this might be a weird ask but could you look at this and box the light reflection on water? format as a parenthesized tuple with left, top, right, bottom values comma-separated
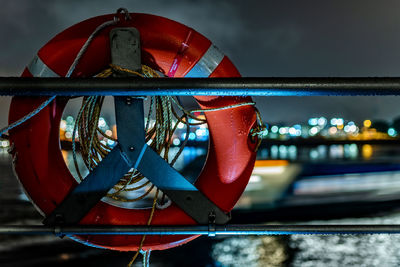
(289, 214, 400, 267)
(5, 146, 400, 267)
(258, 144, 379, 161)
(212, 236, 289, 267)
(211, 213, 400, 267)
(58, 146, 400, 266)
(3, 149, 400, 266)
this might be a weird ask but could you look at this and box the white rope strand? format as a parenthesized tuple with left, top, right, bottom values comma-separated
(66, 19, 118, 78)
(0, 96, 56, 138)
(2, 18, 119, 139)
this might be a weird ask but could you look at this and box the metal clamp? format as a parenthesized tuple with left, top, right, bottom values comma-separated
(208, 224, 216, 237)
(114, 8, 131, 22)
(208, 211, 216, 237)
(54, 225, 65, 238)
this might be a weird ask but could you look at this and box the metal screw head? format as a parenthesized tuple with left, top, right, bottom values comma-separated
(208, 211, 216, 224)
(129, 146, 135, 151)
(126, 97, 132, 105)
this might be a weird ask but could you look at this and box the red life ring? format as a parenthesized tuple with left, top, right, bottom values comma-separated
(9, 13, 257, 251)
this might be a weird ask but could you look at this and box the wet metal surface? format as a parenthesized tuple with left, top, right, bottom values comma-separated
(5, 77, 400, 96)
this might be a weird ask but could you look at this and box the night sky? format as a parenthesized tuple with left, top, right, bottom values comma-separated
(2, 0, 400, 125)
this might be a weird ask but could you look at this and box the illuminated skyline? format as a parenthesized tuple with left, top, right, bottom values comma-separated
(1, 1, 400, 126)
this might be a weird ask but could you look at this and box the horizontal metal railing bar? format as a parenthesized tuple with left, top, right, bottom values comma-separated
(1, 225, 400, 236)
(2, 77, 400, 96)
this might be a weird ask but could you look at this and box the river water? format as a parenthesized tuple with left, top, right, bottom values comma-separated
(1, 148, 400, 267)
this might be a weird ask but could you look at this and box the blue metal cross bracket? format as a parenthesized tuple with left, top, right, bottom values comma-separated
(43, 27, 230, 226)
(44, 98, 229, 225)
(114, 97, 230, 224)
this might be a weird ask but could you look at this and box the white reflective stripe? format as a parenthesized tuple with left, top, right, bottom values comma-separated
(184, 44, 224, 78)
(27, 55, 60, 77)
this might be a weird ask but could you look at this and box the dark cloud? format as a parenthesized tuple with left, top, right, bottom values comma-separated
(1, 0, 400, 126)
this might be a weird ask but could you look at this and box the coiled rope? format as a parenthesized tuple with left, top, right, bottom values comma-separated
(72, 63, 264, 266)
(0, 96, 56, 139)
(72, 64, 208, 266)
(2, 7, 265, 266)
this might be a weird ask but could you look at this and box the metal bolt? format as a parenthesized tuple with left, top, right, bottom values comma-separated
(129, 146, 135, 151)
(208, 211, 216, 224)
(126, 97, 132, 105)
